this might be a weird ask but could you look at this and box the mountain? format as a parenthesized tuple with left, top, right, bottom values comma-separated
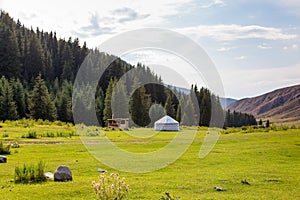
(227, 84, 300, 122)
(219, 97, 237, 109)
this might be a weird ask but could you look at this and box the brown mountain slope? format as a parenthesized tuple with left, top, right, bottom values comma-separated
(227, 84, 300, 122)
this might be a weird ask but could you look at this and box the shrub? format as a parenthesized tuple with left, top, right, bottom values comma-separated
(2, 133, 9, 138)
(22, 130, 38, 139)
(14, 161, 47, 184)
(92, 173, 130, 200)
(0, 141, 10, 154)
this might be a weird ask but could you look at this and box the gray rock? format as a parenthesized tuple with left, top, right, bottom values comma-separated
(54, 166, 72, 182)
(0, 155, 7, 163)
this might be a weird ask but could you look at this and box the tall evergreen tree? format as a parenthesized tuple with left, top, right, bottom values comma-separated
(181, 94, 197, 126)
(103, 78, 117, 123)
(111, 79, 128, 118)
(164, 94, 176, 119)
(149, 103, 166, 127)
(11, 78, 27, 118)
(0, 76, 18, 120)
(0, 22, 22, 78)
(56, 80, 72, 122)
(95, 87, 104, 126)
(129, 78, 151, 127)
(29, 74, 56, 120)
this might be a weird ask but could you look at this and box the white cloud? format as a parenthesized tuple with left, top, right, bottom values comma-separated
(2, 0, 195, 45)
(283, 44, 298, 51)
(177, 24, 298, 41)
(217, 47, 234, 52)
(235, 56, 246, 60)
(257, 43, 272, 49)
(121, 50, 207, 88)
(200, 0, 226, 8)
(221, 63, 300, 98)
(292, 44, 298, 49)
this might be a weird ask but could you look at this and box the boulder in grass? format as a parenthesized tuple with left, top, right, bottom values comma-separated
(0, 155, 7, 163)
(54, 166, 72, 182)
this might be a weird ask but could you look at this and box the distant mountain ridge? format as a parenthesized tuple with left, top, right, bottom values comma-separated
(227, 84, 300, 122)
(173, 86, 237, 108)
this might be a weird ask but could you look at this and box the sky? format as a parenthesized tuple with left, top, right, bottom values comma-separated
(1, 0, 300, 99)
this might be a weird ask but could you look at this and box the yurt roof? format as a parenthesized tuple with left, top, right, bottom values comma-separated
(155, 115, 178, 124)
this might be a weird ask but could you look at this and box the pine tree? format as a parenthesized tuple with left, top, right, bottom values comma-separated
(149, 103, 166, 127)
(26, 34, 45, 79)
(176, 103, 181, 123)
(181, 94, 197, 126)
(11, 78, 27, 118)
(111, 79, 128, 118)
(129, 78, 151, 127)
(0, 76, 18, 120)
(95, 87, 104, 126)
(0, 23, 22, 78)
(29, 74, 56, 120)
(56, 80, 72, 122)
(164, 94, 175, 118)
(103, 78, 117, 123)
(266, 120, 270, 128)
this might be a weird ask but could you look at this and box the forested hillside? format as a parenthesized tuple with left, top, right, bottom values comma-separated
(0, 11, 256, 127)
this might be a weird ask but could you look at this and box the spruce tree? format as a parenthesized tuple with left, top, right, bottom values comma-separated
(149, 103, 166, 127)
(164, 94, 175, 118)
(103, 78, 117, 123)
(129, 78, 151, 127)
(111, 79, 129, 118)
(0, 76, 18, 120)
(181, 94, 197, 126)
(56, 81, 72, 122)
(0, 23, 22, 78)
(95, 87, 104, 126)
(29, 74, 56, 120)
(11, 78, 27, 118)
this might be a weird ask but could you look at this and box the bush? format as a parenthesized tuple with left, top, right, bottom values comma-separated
(14, 161, 47, 184)
(2, 133, 9, 138)
(92, 173, 129, 200)
(22, 130, 38, 139)
(0, 141, 10, 154)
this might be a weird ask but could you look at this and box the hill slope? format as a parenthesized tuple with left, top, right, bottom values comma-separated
(227, 84, 300, 122)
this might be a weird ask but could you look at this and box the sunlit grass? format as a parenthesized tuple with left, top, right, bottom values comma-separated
(0, 120, 299, 199)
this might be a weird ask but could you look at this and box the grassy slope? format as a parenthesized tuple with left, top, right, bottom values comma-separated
(0, 122, 299, 199)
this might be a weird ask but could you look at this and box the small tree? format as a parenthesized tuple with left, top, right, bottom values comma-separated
(29, 74, 56, 121)
(0, 76, 18, 120)
(266, 120, 270, 128)
(258, 119, 263, 126)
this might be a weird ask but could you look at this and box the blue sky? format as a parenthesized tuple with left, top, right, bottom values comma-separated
(1, 0, 300, 99)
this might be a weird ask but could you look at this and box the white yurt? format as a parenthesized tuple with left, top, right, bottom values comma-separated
(154, 115, 179, 131)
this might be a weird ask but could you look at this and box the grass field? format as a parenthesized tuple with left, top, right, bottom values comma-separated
(0, 120, 299, 199)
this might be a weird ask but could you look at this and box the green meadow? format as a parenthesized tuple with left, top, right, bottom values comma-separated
(0, 120, 299, 199)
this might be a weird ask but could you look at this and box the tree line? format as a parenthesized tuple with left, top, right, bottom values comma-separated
(0, 11, 256, 127)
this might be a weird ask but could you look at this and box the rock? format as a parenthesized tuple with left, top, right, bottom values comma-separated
(54, 166, 72, 182)
(214, 186, 226, 191)
(97, 168, 106, 173)
(44, 172, 54, 179)
(241, 179, 250, 185)
(0, 156, 7, 163)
